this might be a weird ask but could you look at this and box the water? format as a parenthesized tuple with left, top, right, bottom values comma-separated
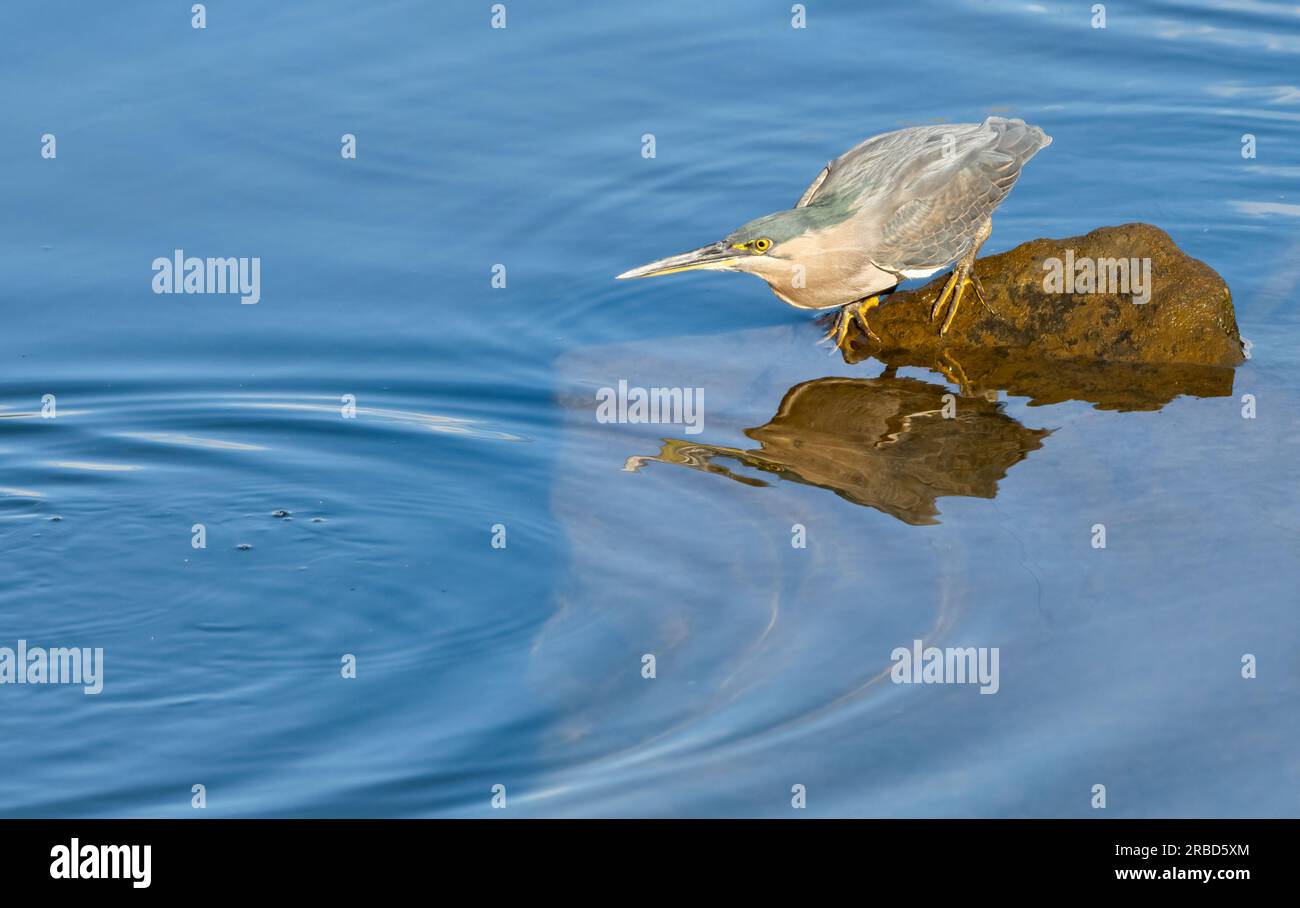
(1, 0, 1297, 817)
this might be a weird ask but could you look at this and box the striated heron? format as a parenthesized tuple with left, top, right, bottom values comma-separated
(617, 116, 1051, 349)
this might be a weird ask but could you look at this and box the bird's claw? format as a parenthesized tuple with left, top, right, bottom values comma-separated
(930, 274, 958, 324)
(969, 271, 996, 316)
(931, 265, 982, 336)
(821, 296, 882, 351)
(853, 300, 882, 344)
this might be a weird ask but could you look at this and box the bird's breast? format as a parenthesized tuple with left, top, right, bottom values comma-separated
(758, 256, 900, 310)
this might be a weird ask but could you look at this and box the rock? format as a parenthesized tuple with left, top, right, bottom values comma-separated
(845, 223, 1245, 369)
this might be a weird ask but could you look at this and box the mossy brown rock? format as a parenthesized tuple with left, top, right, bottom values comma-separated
(846, 223, 1245, 368)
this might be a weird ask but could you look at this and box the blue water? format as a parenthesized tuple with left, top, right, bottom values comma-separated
(1, 0, 1297, 817)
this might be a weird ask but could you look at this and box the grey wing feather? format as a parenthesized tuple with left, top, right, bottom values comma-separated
(802, 117, 1050, 275)
(795, 162, 831, 208)
(871, 117, 1050, 273)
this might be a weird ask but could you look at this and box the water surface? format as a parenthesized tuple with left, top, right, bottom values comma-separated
(1, 0, 1297, 817)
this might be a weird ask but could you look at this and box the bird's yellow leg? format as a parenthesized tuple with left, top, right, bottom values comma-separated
(933, 259, 989, 335)
(967, 269, 997, 317)
(941, 275, 972, 335)
(969, 271, 985, 307)
(930, 270, 960, 324)
(822, 307, 852, 348)
(851, 295, 882, 344)
(934, 219, 995, 334)
(822, 296, 882, 350)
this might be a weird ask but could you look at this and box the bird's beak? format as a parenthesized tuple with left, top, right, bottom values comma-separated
(616, 241, 742, 279)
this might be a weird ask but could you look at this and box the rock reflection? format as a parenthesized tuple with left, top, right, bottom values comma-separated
(627, 373, 1050, 526)
(876, 347, 1237, 412)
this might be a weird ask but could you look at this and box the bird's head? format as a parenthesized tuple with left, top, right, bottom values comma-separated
(615, 209, 815, 282)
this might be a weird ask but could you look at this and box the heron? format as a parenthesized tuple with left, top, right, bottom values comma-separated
(616, 116, 1051, 349)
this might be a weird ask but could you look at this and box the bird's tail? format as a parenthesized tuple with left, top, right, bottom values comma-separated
(983, 116, 1052, 158)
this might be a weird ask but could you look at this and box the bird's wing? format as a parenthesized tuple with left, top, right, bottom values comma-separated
(795, 162, 831, 208)
(866, 118, 1050, 273)
(795, 129, 901, 208)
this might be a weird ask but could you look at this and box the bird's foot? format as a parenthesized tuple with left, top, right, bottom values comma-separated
(820, 309, 853, 349)
(930, 263, 979, 336)
(822, 296, 882, 350)
(852, 296, 883, 344)
(968, 270, 998, 317)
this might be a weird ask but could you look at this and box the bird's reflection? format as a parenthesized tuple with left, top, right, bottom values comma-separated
(627, 347, 1237, 524)
(626, 372, 1050, 526)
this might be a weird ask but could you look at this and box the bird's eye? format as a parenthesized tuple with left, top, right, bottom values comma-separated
(753, 238, 772, 253)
